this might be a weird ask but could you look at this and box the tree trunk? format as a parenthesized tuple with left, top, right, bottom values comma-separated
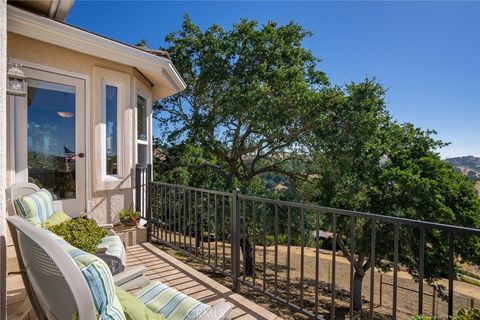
(195, 212, 202, 256)
(353, 271, 364, 311)
(240, 238, 255, 276)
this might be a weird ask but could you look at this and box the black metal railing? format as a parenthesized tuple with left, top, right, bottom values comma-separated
(136, 166, 480, 320)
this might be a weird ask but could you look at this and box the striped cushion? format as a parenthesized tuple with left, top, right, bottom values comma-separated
(43, 229, 126, 320)
(96, 235, 127, 275)
(81, 260, 126, 320)
(15, 189, 55, 226)
(136, 282, 211, 320)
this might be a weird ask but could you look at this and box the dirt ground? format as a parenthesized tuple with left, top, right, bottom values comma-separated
(153, 231, 480, 320)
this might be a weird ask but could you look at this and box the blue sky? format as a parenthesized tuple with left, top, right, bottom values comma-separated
(67, 1, 480, 158)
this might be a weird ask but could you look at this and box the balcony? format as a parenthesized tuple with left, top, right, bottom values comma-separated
(4, 165, 479, 319)
(136, 165, 480, 320)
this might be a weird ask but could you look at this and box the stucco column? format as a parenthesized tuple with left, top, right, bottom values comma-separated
(0, 0, 7, 237)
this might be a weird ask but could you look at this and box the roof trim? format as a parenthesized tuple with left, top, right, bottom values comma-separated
(7, 5, 186, 99)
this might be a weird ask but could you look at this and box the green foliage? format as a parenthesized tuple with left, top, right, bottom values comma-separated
(411, 315, 436, 320)
(48, 218, 107, 254)
(153, 16, 480, 308)
(450, 308, 480, 320)
(155, 15, 327, 190)
(411, 308, 480, 320)
(119, 208, 140, 225)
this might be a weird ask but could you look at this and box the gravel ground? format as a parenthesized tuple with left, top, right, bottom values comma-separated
(153, 233, 479, 320)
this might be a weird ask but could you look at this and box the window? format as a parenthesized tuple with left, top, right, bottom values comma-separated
(105, 85, 118, 176)
(137, 94, 149, 166)
(94, 67, 132, 191)
(137, 95, 147, 141)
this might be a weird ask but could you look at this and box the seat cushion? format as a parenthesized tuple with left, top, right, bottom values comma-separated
(115, 286, 165, 320)
(136, 281, 211, 320)
(41, 210, 71, 227)
(14, 189, 55, 226)
(96, 235, 127, 275)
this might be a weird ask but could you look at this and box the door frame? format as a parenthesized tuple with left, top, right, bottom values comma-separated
(8, 59, 92, 215)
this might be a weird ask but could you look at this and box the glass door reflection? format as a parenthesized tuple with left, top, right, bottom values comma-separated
(27, 79, 77, 200)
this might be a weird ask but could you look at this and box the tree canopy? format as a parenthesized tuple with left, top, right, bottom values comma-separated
(151, 16, 480, 311)
(155, 16, 328, 189)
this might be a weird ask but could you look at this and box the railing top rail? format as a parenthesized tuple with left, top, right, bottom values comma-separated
(149, 180, 480, 236)
(238, 194, 480, 235)
(150, 181, 232, 197)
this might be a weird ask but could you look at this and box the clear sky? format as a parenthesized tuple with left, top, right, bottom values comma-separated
(67, 1, 480, 159)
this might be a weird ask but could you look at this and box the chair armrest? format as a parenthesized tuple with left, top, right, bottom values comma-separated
(96, 247, 108, 254)
(117, 275, 150, 291)
(197, 301, 232, 320)
(113, 266, 147, 286)
(98, 223, 114, 230)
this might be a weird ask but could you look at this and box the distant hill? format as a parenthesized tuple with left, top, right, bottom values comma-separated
(444, 156, 480, 194)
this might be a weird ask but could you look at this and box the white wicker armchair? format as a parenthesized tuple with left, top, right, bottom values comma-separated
(5, 182, 148, 287)
(7, 216, 232, 320)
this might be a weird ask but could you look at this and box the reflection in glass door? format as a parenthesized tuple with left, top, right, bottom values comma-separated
(27, 80, 77, 200)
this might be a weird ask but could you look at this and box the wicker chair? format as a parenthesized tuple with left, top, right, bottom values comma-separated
(7, 216, 232, 320)
(5, 182, 148, 288)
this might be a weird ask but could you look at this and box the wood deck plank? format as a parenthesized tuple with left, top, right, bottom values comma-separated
(126, 243, 281, 320)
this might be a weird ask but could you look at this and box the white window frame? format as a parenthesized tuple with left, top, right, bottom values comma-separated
(8, 61, 89, 215)
(94, 67, 132, 191)
(134, 78, 153, 167)
(7, 58, 93, 214)
(102, 80, 122, 180)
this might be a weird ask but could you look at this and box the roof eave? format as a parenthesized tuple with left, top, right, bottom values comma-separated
(7, 5, 186, 99)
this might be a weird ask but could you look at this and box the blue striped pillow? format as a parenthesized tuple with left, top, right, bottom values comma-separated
(42, 229, 126, 320)
(14, 189, 55, 226)
(81, 259, 126, 320)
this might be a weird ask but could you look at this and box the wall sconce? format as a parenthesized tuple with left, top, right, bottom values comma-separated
(7, 63, 27, 97)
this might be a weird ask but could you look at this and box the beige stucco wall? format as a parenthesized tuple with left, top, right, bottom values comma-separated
(0, 0, 7, 237)
(7, 33, 151, 224)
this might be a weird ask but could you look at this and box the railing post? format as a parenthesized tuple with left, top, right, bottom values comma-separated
(379, 274, 383, 307)
(146, 164, 153, 242)
(231, 188, 241, 292)
(135, 164, 141, 214)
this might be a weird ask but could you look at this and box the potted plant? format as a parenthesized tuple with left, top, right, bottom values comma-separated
(118, 207, 140, 226)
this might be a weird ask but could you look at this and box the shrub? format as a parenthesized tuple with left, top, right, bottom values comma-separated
(411, 308, 480, 320)
(451, 308, 480, 320)
(411, 315, 436, 320)
(48, 218, 107, 254)
(256, 235, 275, 246)
(277, 234, 288, 245)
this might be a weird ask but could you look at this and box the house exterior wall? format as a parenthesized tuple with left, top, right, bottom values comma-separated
(6, 33, 152, 224)
(0, 0, 7, 237)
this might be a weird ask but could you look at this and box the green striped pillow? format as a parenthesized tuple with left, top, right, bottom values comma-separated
(14, 189, 55, 227)
(136, 282, 211, 320)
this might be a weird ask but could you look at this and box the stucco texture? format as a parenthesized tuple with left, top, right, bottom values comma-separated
(7, 33, 150, 224)
(0, 0, 7, 236)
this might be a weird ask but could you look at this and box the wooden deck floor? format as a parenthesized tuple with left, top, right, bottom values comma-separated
(126, 243, 282, 320)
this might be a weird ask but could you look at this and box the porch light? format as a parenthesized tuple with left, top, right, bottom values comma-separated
(7, 63, 27, 97)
